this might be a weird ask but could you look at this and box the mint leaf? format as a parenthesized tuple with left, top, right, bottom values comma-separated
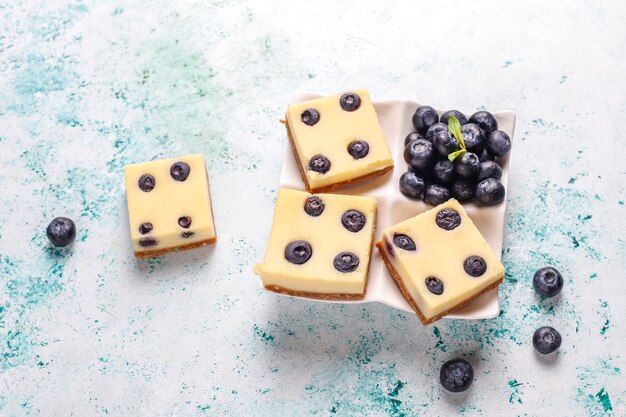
(448, 149, 465, 162)
(447, 115, 466, 151)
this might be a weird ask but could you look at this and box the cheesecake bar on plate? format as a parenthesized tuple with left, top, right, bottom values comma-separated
(284, 89, 394, 193)
(254, 188, 377, 300)
(376, 199, 504, 324)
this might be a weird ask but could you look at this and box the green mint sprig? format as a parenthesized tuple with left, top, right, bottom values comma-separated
(447, 115, 466, 162)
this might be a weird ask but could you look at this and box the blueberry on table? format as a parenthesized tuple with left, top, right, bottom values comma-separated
(399, 170, 427, 199)
(347, 140, 369, 159)
(475, 178, 506, 206)
(426, 122, 448, 141)
(425, 276, 444, 295)
(486, 130, 512, 157)
(478, 149, 495, 162)
(424, 184, 451, 206)
(340, 93, 361, 111)
(393, 233, 416, 251)
(285, 240, 312, 265)
(451, 178, 476, 202)
(460, 123, 486, 154)
(440, 358, 474, 392)
(454, 152, 480, 179)
(533, 326, 562, 354)
(404, 132, 426, 146)
(308, 155, 331, 174)
(404, 139, 435, 171)
(341, 210, 366, 233)
(333, 251, 360, 272)
(304, 196, 325, 216)
(477, 160, 503, 181)
(469, 111, 498, 136)
(170, 162, 190, 181)
(433, 159, 456, 184)
(433, 130, 460, 158)
(301, 108, 320, 126)
(412, 105, 439, 134)
(533, 267, 564, 298)
(440, 110, 468, 126)
(46, 217, 76, 247)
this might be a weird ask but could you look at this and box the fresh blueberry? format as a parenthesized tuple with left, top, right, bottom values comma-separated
(46, 217, 76, 247)
(424, 184, 451, 206)
(451, 178, 476, 202)
(170, 162, 191, 181)
(454, 152, 480, 179)
(341, 210, 366, 233)
(393, 233, 416, 251)
(486, 130, 512, 157)
(178, 216, 192, 228)
(285, 240, 312, 265)
(308, 155, 331, 174)
(404, 139, 436, 171)
(412, 105, 439, 134)
(404, 132, 426, 146)
(475, 178, 506, 206)
(533, 267, 564, 298)
(425, 276, 444, 295)
(440, 358, 474, 393)
(340, 93, 361, 111)
(138, 223, 153, 234)
(426, 123, 448, 141)
(138, 174, 156, 192)
(347, 140, 369, 159)
(477, 160, 502, 181)
(301, 108, 320, 126)
(464, 255, 487, 277)
(478, 149, 495, 162)
(432, 160, 456, 184)
(432, 130, 460, 158)
(440, 110, 468, 126)
(138, 238, 158, 247)
(469, 111, 498, 136)
(333, 252, 359, 272)
(460, 123, 485, 154)
(399, 170, 427, 199)
(435, 208, 461, 230)
(533, 326, 562, 354)
(304, 196, 325, 217)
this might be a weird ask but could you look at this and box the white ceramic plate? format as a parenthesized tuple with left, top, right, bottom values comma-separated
(274, 93, 515, 320)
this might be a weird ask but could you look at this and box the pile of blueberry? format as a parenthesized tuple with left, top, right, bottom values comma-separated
(400, 105, 511, 206)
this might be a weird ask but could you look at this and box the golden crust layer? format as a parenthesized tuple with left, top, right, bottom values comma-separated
(135, 237, 217, 259)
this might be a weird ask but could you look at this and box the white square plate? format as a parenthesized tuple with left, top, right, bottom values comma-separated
(273, 93, 515, 320)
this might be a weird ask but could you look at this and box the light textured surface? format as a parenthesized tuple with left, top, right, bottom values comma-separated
(0, 1, 624, 416)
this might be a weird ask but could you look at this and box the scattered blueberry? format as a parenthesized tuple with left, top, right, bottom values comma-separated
(477, 160, 502, 181)
(301, 108, 320, 126)
(304, 196, 325, 217)
(178, 216, 192, 228)
(469, 111, 498, 136)
(333, 252, 359, 272)
(533, 326, 562, 354)
(460, 123, 485, 154)
(533, 267, 564, 298)
(347, 140, 369, 159)
(475, 178, 506, 206)
(454, 152, 480, 179)
(138, 238, 158, 247)
(478, 149, 495, 162)
(435, 208, 461, 230)
(404, 139, 436, 171)
(486, 130, 512, 157)
(138, 174, 156, 192)
(440, 110, 468, 126)
(451, 178, 476, 202)
(464, 255, 487, 277)
(405, 131, 426, 146)
(426, 123, 448, 141)
(412, 105, 439, 134)
(138, 222, 153, 234)
(308, 155, 331, 174)
(285, 240, 312, 265)
(440, 358, 474, 392)
(341, 210, 366, 233)
(433, 159, 456, 184)
(399, 171, 427, 199)
(425, 276, 444, 295)
(393, 233, 416, 251)
(433, 130, 460, 157)
(424, 184, 451, 206)
(46, 217, 76, 247)
(340, 93, 361, 111)
(170, 162, 190, 182)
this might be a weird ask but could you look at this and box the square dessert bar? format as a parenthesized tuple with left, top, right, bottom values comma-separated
(124, 154, 216, 258)
(376, 199, 504, 325)
(285, 89, 394, 192)
(254, 188, 377, 300)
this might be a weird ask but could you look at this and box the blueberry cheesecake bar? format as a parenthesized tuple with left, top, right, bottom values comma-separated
(376, 199, 504, 324)
(284, 89, 394, 192)
(254, 188, 377, 300)
(124, 154, 217, 258)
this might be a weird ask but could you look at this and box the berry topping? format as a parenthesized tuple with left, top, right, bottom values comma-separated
(475, 178, 506, 206)
(454, 152, 480, 179)
(138, 238, 158, 247)
(138, 223, 153, 235)
(477, 160, 503, 181)
(399, 170, 427, 199)
(469, 111, 498, 136)
(533, 326, 562, 354)
(433, 160, 456, 184)
(181, 231, 195, 238)
(285, 240, 312, 265)
(347, 140, 370, 159)
(341, 210, 366, 233)
(393, 233, 416, 251)
(486, 130, 512, 157)
(138, 174, 156, 192)
(340, 93, 361, 111)
(440, 110, 467, 126)
(433, 130, 460, 157)
(170, 162, 190, 181)
(46, 217, 76, 247)
(464, 255, 487, 277)
(304, 196, 325, 217)
(440, 358, 474, 392)
(333, 252, 360, 272)
(533, 267, 564, 298)
(178, 216, 192, 228)
(425, 276, 444, 295)
(435, 208, 461, 230)
(412, 105, 439, 134)
(451, 178, 476, 202)
(308, 155, 331, 174)
(460, 123, 486, 155)
(424, 184, 451, 206)
(426, 123, 448, 141)
(404, 138, 436, 171)
(301, 108, 320, 126)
